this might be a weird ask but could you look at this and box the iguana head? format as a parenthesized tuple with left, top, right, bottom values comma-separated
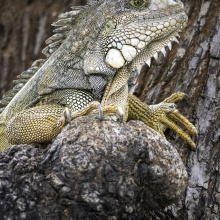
(102, 0, 188, 70)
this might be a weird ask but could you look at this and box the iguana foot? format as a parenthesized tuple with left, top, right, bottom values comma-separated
(128, 92, 197, 150)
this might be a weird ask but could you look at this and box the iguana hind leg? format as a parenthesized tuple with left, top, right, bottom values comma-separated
(5, 101, 100, 145)
(4, 89, 99, 146)
(6, 105, 69, 145)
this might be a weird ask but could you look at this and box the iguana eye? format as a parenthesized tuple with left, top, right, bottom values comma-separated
(130, 0, 147, 8)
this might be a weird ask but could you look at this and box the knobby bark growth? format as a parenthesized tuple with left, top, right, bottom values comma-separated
(0, 116, 188, 219)
(0, 0, 219, 219)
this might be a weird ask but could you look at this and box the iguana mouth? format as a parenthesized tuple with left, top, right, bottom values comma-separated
(105, 8, 188, 70)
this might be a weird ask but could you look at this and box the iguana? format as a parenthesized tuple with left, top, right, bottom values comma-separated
(0, 0, 197, 151)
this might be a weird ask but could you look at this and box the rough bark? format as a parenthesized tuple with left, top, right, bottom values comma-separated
(0, 115, 188, 219)
(0, 0, 219, 219)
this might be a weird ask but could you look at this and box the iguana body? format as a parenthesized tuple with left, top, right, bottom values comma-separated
(0, 0, 197, 151)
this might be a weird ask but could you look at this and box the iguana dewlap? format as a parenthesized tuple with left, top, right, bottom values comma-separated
(0, 0, 197, 151)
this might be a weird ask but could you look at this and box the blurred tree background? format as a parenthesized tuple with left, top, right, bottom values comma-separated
(0, 0, 219, 219)
(0, 0, 88, 98)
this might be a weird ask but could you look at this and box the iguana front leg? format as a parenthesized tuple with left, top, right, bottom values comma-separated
(98, 67, 197, 149)
(99, 67, 130, 121)
(128, 92, 197, 150)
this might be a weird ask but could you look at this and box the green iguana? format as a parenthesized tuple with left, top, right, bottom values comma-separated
(0, 0, 197, 151)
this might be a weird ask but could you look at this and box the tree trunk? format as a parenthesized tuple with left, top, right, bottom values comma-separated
(135, 0, 220, 219)
(0, 0, 219, 219)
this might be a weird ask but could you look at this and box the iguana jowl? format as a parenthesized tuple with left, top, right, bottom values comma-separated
(0, 0, 197, 151)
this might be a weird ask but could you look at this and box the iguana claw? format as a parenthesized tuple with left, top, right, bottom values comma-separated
(63, 107, 72, 124)
(92, 105, 125, 122)
(98, 104, 103, 120)
(183, 93, 191, 105)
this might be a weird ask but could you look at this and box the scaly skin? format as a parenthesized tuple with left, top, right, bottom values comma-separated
(0, 0, 197, 151)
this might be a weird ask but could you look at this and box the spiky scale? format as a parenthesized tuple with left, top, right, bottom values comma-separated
(154, 53, 158, 61)
(45, 33, 65, 45)
(52, 18, 73, 27)
(146, 58, 151, 67)
(173, 37, 179, 43)
(13, 83, 24, 89)
(13, 79, 28, 84)
(161, 47, 166, 56)
(48, 40, 62, 49)
(53, 26, 69, 33)
(31, 59, 46, 67)
(71, 6, 86, 10)
(42, 47, 51, 57)
(1, 98, 14, 106)
(68, 10, 81, 17)
(58, 10, 81, 19)
(167, 42, 172, 50)
(17, 67, 39, 79)
(17, 71, 34, 79)
(2, 93, 14, 99)
(28, 67, 38, 72)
